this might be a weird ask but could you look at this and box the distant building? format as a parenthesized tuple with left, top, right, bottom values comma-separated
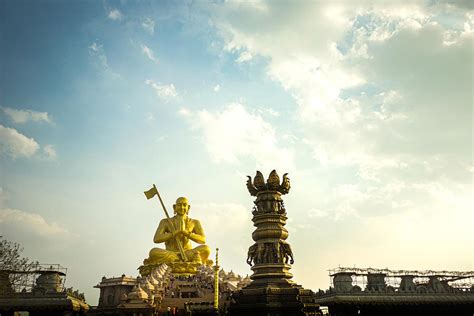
(314, 267, 474, 316)
(0, 264, 89, 316)
(89, 264, 253, 315)
(90, 274, 139, 315)
(95, 275, 137, 307)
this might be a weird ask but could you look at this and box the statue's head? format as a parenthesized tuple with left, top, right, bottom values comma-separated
(173, 197, 190, 216)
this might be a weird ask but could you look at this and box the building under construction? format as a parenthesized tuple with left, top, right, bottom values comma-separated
(0, 263, 89, 316)
(314, 266, 474, 316)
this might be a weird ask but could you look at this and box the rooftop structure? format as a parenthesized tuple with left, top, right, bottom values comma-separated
(315, 266, 474, 316)
(0, 263, 89, 315)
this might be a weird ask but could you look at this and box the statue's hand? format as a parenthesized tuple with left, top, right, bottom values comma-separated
(171, 229, 190, 238)
(171, 230, 182, 238)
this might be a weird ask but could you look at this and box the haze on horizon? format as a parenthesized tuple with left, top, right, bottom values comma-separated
(0, 0, 472, 306)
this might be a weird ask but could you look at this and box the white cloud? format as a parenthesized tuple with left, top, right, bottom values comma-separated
(43, 144, 57, 160)
(208, 0, 472, 186)
(236, 51, 253, 63)
(107, 8, 123, 21)
(145, 79, 178, 101)
(1, 106, 52, 124)
(192, 202, 252, 271)
(88, 42, 100, 52)
(213, 84, 221, 92)
(178, 107, 192, 117)
(142, 18, 155, 35)
(228, 0, 268, 12)
(0, 188, 72, 238)
(204, 2, 473, 284)
(0, 124, 39, 158)
(88, 42, 109, 69)
(258, 108, 280, 117)
(0, 208, 71, 237)
(182, 103, 294, 170)
(141, 44, 158, 63)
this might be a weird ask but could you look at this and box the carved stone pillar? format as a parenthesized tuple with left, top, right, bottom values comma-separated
(230, 170, 320, 316)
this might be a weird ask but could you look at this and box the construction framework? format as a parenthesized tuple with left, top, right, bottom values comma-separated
(328, 266, 474, 291)
(1, 263, 67, 294)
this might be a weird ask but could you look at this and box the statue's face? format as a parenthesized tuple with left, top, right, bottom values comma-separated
(174, 197, 189, 216)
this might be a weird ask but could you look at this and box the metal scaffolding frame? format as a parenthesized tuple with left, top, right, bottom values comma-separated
(1, 263, 67, 293)
(328, 266, 474, 290)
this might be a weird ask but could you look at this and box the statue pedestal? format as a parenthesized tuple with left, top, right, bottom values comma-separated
(139, 262, 201, 277)
(167, 261, 201, 275)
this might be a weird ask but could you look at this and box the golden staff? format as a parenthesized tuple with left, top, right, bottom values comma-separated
(144, 184, 188, 261)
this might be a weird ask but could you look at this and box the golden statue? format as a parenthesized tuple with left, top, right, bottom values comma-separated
(147, 197, 210, 264)
(141, 186, 210, 275)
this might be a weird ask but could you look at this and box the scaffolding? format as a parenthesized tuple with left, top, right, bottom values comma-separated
(328, 266, 474, 291)
(1, 263, 67, 294)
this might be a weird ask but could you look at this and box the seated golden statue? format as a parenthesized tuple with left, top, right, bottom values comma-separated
(144, 197, 210, 266)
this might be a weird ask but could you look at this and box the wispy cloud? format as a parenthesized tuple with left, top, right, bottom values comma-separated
(213, 84, 221, 92)
(43, 144, 57, 160)
(1, 106, 52, 124)
(145, 79, 178, 101)
(88, 42, 109, 68)
(88, 41, 120, 78)
(0, 187, 72, 237)
(141, 44, 158, 63)
(0, 208, 71, 237)
(236, 51, 253, 63)
(107, 8, 123, 21)
(142, 18, 155, 35)
(258, 107, 280, 117)
(0, 124, 39, 158)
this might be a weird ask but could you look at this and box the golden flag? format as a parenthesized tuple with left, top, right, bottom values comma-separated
(144, 186, 158, 200)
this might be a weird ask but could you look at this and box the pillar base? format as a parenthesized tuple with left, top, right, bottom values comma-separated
(229, 280, 321, 316)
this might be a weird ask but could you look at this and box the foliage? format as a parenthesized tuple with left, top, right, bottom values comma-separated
(0, 235, 32, 272)
(0, 236, 37, 293)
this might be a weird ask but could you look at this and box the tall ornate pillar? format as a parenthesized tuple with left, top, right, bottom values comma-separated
(229, 170, 320, 316)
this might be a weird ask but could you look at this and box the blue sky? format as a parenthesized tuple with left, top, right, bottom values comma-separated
(1, 0, 472, 305)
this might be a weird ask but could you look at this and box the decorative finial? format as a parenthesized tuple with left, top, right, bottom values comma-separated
(267, 170, 280, 190)
(246, 170, 291, 196)
(253, 171, 266, 190)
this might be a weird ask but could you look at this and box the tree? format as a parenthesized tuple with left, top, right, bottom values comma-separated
(0, 236, 31, 271)
(0, 236, 35, 294)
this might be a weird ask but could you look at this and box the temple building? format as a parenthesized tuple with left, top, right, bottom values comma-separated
(89, 263, 251, 315)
